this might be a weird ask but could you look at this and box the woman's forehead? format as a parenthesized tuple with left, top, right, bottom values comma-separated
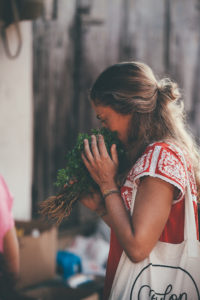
(92, 103, 113, 115)
(92, 102, 109, 113)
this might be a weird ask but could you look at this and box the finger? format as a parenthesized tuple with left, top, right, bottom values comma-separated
(111, 144, 119, 165)
(98, 134, 109, 157)
(83, 139, 94, 162)
(91, 135, 100, 159)
(81, 152, 92, 171)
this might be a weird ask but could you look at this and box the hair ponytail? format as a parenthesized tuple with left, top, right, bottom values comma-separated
(157, 78, 181, 103)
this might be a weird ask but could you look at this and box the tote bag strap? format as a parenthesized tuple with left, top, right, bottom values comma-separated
(180, 151, 199, 257)
(168, 143, 199, 256)
(130, 185, 137, 215)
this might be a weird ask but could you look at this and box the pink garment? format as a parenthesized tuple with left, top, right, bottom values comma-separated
(0, 175, 14, 253)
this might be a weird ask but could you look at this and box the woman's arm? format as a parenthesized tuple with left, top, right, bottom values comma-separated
(103, 176, 174, 262)
(81, 134, 174, 262)
(3, 227, 19, 276)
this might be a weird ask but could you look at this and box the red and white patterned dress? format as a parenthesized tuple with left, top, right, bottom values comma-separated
(103, 141, 199, 300)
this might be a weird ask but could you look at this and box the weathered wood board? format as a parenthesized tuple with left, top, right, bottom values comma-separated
(32, 0, 200, 224)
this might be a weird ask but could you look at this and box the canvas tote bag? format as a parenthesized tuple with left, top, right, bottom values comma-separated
(109, 152, 200, 299)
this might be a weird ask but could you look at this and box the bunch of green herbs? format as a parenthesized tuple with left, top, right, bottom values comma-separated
(41, 127, 126, 223)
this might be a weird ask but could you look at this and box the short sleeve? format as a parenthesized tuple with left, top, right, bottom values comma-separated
(127, 142, 187, 200)
(0, 175, 14, 252)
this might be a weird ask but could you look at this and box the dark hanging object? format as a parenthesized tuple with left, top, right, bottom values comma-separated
(0, 0, 43, 59)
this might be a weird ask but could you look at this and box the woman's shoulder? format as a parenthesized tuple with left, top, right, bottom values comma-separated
(143, 140, 188, 165)
(127, 140, 187, 187)
(137, 140, 184, 163)
(0, 175, 13, 209)
(144, 140, 183, 155)
(127, 140, 198, 197)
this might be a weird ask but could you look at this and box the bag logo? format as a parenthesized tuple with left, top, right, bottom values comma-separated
(130, 264, 200, 300)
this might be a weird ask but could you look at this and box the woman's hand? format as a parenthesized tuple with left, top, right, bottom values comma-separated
(81, 134, 119, 192)
(3, 227, 19, 277)
(80, 190, 109, 219)
(80, 191, 104, 212)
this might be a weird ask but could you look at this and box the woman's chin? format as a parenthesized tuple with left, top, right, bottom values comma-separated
(118, 136, 127, 146)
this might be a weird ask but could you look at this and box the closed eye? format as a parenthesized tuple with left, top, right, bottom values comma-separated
(97, 115, 105, 123)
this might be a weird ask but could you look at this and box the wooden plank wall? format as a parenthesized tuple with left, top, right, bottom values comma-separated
(32, 0, 200, 224)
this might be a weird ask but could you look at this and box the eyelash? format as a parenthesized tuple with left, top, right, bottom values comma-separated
(97, 115, 107, 125)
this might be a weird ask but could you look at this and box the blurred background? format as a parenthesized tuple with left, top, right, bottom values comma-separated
(0, 0, 200, 298)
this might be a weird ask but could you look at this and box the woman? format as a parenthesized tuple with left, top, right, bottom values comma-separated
(0, 175, 33, 300)
(80, 62, 200, 299)
(0, 175, 19, 276)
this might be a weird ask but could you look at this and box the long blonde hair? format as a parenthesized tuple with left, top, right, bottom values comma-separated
(90, 61, 200, 199)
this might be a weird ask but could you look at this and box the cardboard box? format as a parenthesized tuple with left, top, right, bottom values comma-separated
(15, 220, 57, 289)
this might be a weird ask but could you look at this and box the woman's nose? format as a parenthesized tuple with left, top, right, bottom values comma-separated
(102, 124, 108, 129)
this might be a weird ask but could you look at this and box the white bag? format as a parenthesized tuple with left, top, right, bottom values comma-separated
(109, 153, 200, 299)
